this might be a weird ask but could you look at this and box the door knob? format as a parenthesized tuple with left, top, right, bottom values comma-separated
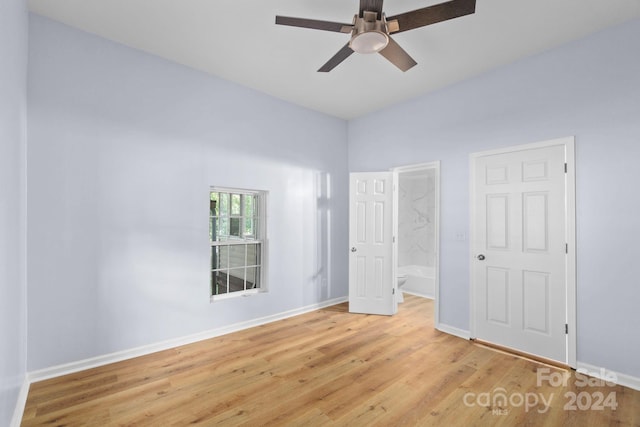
(351, 247, 357, 252)
(477, 254, 485, 260)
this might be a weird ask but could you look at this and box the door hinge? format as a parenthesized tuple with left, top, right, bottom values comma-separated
(392, 288, 395, 295)
(566, 243, 569, 254)
(565, 324, 569, 334)
(564, 163, 568, 173)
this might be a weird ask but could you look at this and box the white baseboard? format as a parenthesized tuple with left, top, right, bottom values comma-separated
(10, 376, 30, 427)
(436, 323, 471, 340)
(577, 362, 640, 392)
(29, 296, 348, 383)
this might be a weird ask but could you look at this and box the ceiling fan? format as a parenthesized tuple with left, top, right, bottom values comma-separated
(275, 0, 476, 72)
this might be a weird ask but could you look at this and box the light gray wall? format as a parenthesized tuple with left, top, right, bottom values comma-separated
(27, 15, 349, 371)
(0, 0, 28, 423)
(349, 19, 640, 378)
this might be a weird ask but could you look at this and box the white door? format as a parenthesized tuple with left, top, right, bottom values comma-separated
(472, 142, 569, 363)
(349, 172, 397, 315)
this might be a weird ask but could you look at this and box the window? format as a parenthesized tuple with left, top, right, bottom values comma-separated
(210, 187, 266, 300)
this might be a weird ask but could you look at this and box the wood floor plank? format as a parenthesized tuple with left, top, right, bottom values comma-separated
(21, 296, 640, 426)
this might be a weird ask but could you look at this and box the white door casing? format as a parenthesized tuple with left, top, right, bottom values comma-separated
(471, 138, 576, 365)
(349, 172, 397, 315)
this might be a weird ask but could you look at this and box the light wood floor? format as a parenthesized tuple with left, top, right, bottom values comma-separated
(22, 295, 640, 426)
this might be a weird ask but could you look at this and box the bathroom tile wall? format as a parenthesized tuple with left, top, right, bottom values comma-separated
(398, 171, 436, 268)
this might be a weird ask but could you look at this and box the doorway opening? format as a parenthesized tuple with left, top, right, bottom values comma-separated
(393, 162, 440, 318)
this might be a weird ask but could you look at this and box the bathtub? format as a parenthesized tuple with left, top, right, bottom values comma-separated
(397, 265, 435, 299)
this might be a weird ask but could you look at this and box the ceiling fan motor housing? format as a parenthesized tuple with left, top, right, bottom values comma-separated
(349, 11, 389, 54)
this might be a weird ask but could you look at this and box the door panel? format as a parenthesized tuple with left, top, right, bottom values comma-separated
(487, 194, 509, 249)
(523, 271, 550, 334)
(486, 267, 510, 325)
(349, 172, 396, 315)
(473, 144, 567, 363)
(523, 192, 549, 252)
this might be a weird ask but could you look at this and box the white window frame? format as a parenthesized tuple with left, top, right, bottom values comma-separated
(210, 187, 267, 301)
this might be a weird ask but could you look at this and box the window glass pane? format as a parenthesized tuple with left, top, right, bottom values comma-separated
(252, 196, 259, 216)
(218, 246, 230, 269)
(252, 217, 259, 239)
(210, 192, 219, 216)
(228, 244, 246, 270)
(211, 271, 217, 294)
(213, 270, 228, 295)
(211, 246, 218, 270)
(230, 218, 241, 237)
(244, 217, 254, 237)
(227, 268, 245, 292)
(245, 267, 260, 289)
(219, 217, 229, 238)
(210, 217, 219, 242)
(210, 192, 219, 241)
(247, 243, 260, 267)
(245, 195, 254, 217)
(219, 193, 229, 216)
(231, 194, 241, 215)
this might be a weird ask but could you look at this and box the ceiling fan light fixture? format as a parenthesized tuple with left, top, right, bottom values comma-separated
(350, 31, 389, 54)
(349, 12, 389, 54)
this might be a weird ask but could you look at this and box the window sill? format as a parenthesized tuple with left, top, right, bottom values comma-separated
(210, 288, 262, 302)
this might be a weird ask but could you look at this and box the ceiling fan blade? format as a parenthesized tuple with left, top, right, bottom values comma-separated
(318, 43, 355, 72)
(379, 37, 417, 72)
(359, 0, 384, 19)
(276, 16, 352, 33)
(386, 0, 475, 34)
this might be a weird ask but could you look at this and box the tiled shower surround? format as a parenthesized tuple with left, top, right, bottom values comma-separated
(398, 170, 436, 268)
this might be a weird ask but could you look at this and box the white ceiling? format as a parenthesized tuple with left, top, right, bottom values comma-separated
(28, 0, 640, 119)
